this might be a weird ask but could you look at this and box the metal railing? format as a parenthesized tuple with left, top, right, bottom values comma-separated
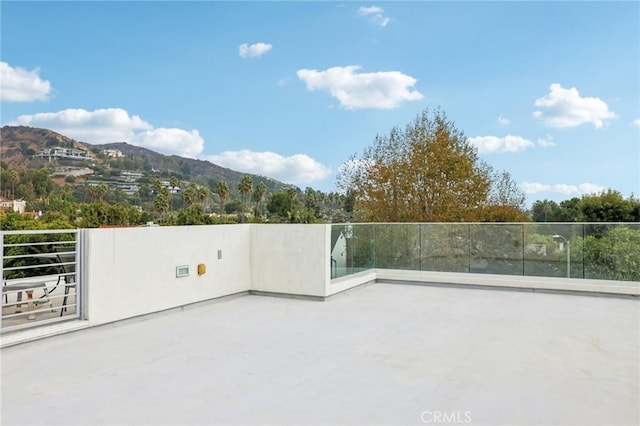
(331, 223, 640, 282)
(2, 229, 82, 332)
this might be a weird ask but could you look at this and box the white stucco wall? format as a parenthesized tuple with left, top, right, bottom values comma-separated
(250, 224, 331, 297)
(84, 225, 251, 325)
(327, 269, 377, 296)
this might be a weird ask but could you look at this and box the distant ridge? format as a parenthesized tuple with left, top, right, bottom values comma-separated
(0, 125, 293, 191)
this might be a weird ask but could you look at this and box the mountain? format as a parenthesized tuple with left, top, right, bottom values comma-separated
(0, 126, 292, 191)
(1, 126, 95, 168)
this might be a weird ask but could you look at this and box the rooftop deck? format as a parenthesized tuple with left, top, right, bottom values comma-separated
(2, 283, 638, 426)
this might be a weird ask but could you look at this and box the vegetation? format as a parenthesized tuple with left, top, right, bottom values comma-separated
(1, 119, 636, 234)
(335, 221, 640, 281)
(338, 108, 527, 222)
(530, 190, 640, 222)
(2, 124, 639, 281)
(0, 163, 356, 229)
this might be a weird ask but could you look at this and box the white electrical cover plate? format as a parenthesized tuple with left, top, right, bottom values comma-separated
(176, 265, 190, 277)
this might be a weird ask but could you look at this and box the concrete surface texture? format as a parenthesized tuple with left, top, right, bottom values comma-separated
(1, 283, 638, 426)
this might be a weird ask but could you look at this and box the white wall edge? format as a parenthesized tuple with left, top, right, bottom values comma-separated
(374, 269, 640, 296)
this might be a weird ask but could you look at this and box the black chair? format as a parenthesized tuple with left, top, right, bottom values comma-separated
(54, 248, 77, 316)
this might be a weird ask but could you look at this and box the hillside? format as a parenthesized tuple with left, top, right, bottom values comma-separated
(1, 126, 292, 191)
(1, 126, 97, 169)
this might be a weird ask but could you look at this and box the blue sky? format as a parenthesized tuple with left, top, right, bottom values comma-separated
(2, 1, 639, 205)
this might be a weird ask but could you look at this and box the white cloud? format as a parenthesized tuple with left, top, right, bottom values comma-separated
(238, 42, 273, 58)
(359, 6, 383, 15)
(297, 65, 423, 110)
(633, 118, 640, 127)
(9, 108, 152, 142)
(497, 114, 510, 127)
(8, 108, 204, 158)
(7, 107, 332, 182)
(521, 182, 606, 196)
(358, 5, 390, 27)
(533, 83, 616, 128)
(468, 135, 534, 154)
(208, 150, 332, 185)
(131, 128, 204, 158)
(0, 61, 52, 102)
(537, 135, 555, 148)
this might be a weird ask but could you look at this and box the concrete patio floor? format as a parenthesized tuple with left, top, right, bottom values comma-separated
(1, 283, 639, 426)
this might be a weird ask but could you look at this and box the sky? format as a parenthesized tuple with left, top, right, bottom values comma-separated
(1, 1, 639, 205)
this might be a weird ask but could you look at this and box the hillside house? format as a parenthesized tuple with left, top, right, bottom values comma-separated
(0, 197, 26, 214)
(100, 148, 124, 158)
(36, 147, 92, 162)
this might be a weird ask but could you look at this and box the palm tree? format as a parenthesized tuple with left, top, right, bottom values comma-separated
(238, 175, 253, 214)
(169, 176, 179, 211)
(216, 180, 229, 214)
(96, 183, 108, 202)
(197, 186, 210, 212)
(6, 169, 19, 199)
(139, 184, 152, 211)
(253, 181, 267, 217)
(287, 187, 297, 201)
(59, 184, 72, 201)
(87, 185, 99, 202)
(153, 179, 163, 194)
(154, 191, 169, 223)
(182, 185, 197, 207)
(169, 176, 179, 192)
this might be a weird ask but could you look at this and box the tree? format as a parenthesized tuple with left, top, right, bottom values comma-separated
(253, 181, 267, 217)
(6, 168, 19, 198)
(303, 187, 322, 218)
(177, 204, 206, 225)
(583, 226, 640, 281)
(578, 190, 636, 222)
(238, 175, 253, 214)
(169, 176, 179, 192)
(338, 108, 492, 222)
(267, 191, 295, 220)
(487, 170, 526, 210)
(16, 182, 35, 201)
(216, 180, 230, 214)
(531, 199, 560, 222)
(479, 170, 529, 222)
(153, 179, 164, 194)
(32, 168, 55, 203)
(266, 190, 316, 223)
(138, 184, 152, 210)
(169, 176, 179, 211)
(287, 187, 297, 201)
(79, 202, 108, 228)
(154, 190, 169, 221)
(86, 185, 99, 203)
(181, 185, 197, 207)
(197, 186, 210, 212)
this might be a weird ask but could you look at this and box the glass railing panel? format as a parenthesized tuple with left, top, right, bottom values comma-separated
(469, 224, 524, 275)
(523, 223, 584, 278)
(351, 224, 376, 273)
(373, 224, 421, 270)
(583, 223, 640, 281)
(420, 223, 470, 272)
(330, 224, 376, 278)
(331, 223, 640, 282)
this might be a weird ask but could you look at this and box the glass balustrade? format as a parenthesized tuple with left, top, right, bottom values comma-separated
(330, 223, 640, 282)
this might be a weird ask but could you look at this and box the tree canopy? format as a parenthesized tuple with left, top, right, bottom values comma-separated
(338, 108, 526, 222)
(531, 191, 640, 222)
